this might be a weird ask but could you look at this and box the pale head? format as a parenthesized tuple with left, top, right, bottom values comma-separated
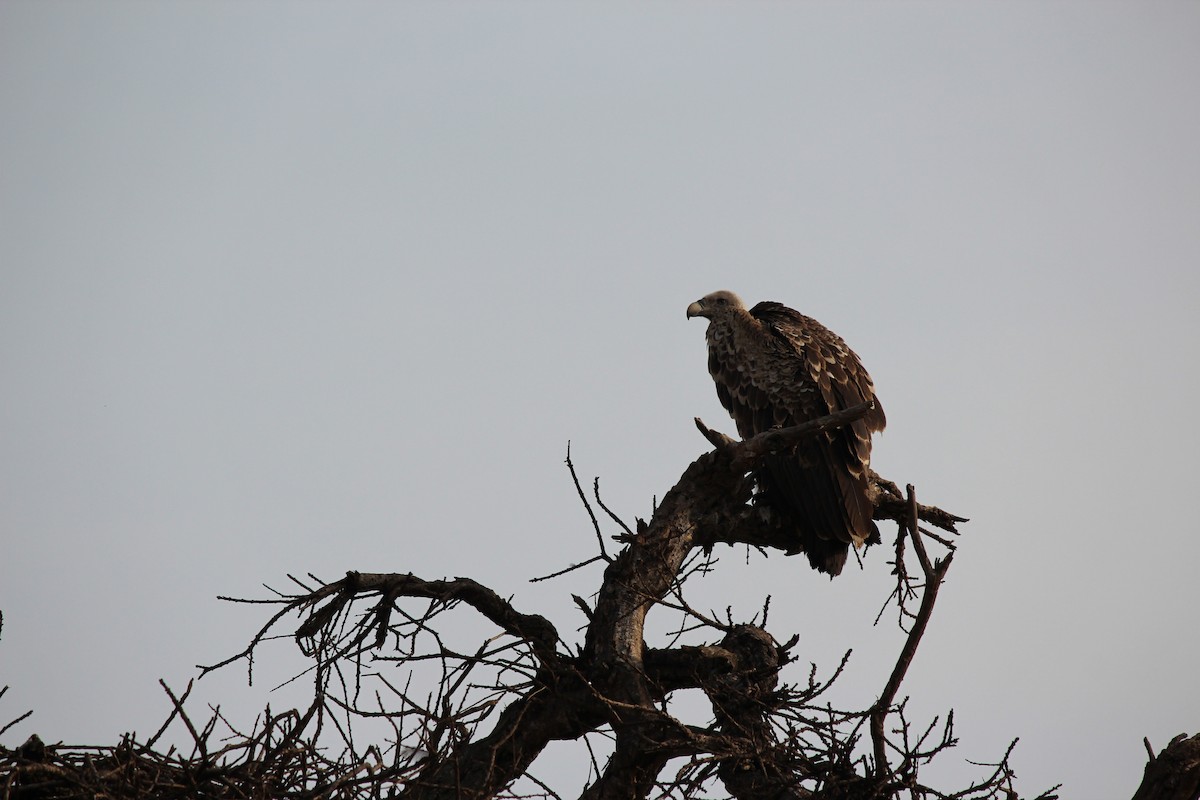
(686, 290, 746, 320)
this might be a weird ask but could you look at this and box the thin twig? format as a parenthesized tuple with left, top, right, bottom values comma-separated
(565, 442, 612, 562)
(529, 554, 606, 583)
(870, 485, 954, 777)
(593, 477, 635, 538)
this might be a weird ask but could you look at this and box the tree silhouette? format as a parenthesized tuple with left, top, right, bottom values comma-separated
(3, 404, 1195, 798)
(199, 403, 1042, 799)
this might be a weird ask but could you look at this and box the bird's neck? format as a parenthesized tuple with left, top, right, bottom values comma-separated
(706, 312, 764, 363)
(708, 310, 759, 342)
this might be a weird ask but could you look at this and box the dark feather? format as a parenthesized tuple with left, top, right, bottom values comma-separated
(693, 293, 885, 575)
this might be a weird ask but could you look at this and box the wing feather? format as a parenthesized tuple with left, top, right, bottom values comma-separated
(742, 302, 885, 573)
(698, 297, 884, 574)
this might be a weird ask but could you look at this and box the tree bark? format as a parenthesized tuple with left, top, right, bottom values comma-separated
(1132, 733, 1200, 800)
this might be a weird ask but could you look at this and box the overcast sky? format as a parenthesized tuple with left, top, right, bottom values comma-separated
(2, 2, 1199, 797)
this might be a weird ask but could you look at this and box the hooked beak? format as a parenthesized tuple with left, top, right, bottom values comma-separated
(686, 300, 705, 319)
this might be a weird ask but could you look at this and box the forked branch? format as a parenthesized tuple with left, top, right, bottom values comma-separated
(870, 485, 955, 778)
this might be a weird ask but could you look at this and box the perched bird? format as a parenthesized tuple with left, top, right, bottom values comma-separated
(687, 290, 885, 575)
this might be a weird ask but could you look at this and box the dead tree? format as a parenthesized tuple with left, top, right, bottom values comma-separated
(3, 406, 1195, 797)
(180, 402, 1047, 800)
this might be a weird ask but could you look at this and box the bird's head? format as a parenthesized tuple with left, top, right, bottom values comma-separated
(686, 290, 745, 320)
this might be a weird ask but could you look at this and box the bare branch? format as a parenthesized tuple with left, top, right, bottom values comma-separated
(870, 485, 955, 777)
(2, 413, 1061, 800)
(566, 442, 613, 563)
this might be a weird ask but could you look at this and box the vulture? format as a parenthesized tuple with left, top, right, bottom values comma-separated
(687, 290, 885, 575)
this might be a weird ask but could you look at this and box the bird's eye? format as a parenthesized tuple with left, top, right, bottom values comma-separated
(715, 297, 727, 306)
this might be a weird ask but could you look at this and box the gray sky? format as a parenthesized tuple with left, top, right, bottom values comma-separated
(2, 2, 1198, 796)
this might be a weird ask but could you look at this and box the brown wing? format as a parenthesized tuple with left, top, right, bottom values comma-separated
(751, 301, 884, 448)
(746, 302, 885, 573)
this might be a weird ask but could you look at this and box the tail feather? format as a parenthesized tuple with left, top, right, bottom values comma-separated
(758, 435, 876, 576)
